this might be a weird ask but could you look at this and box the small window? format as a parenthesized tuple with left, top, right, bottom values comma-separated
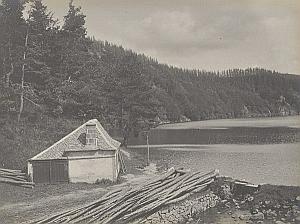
(78, 133, 86, 145)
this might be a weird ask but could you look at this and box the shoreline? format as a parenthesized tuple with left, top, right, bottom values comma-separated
(127, 142, 300, 149)
(156, 115, 300, 130)
(124, 145, 300, 186)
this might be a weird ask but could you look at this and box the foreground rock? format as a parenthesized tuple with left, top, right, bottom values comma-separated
(205, 179, 300, 224)
(139, 177, 300, 224)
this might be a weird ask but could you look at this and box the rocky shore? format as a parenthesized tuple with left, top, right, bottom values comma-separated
(139, 177, 300, 224)
(211, 182, 300, 224)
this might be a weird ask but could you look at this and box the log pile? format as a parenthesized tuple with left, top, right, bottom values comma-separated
(0, 168, 34, 188)
(32, 169, 219, 224)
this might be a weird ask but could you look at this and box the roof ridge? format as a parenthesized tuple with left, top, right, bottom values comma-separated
(94, 120, 121, 146)
(94, 120, 120, 150)
(30, 119, 120, 160)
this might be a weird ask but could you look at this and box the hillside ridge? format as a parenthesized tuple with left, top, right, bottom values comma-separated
(0, 0, 300, 169)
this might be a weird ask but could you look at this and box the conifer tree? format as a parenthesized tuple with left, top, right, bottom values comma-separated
(63, 0, 86, 38)
(58, 0, 90, 80)
(17, 0, 58, 121)
(26, 0, 56, 89)
(104, 53, 159, 145)
(0, 0, 25, 87)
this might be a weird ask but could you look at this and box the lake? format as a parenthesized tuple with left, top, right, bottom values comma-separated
(127, 116, 300, 186)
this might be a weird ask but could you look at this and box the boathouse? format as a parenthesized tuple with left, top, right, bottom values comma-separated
(28, 119, 123, 184)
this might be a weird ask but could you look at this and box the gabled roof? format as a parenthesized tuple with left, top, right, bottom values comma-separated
(30, 119, 121, 161)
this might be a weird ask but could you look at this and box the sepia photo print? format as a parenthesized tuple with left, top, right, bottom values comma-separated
(0, 0, 299, 223)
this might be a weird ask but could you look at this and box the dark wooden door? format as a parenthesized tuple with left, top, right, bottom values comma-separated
(32, 160, 68, 184)
(50, 160, 68, 183)
(32, 161, 51, 183)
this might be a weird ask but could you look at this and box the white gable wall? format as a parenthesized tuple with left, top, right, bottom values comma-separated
(68, 156, 116, 183)
(28, 162, 33, 181)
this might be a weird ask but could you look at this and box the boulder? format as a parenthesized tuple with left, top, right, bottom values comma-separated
(247, 196, 254, 202)
(239, 214, 252, 220)
(250, 212, 264, 220)
(220, 184, 232, 199)
(251, 208, 259, 214)
(265, 209, 277, 217)
(265, 200, 271, 205)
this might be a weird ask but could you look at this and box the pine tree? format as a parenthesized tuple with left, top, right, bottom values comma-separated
(0, 0, 25, 87)
(62, 0, 86, 38)
(26, 0, 56, 89)
(17, 0, 58, 122)
(48, 0, 98, 118)
(104, 53, 159, 145)
(58, 0, 90, 80)
(0, 0, 27, 120)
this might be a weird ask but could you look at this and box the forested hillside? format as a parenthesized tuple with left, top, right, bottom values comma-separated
(0, 0, 300, 169)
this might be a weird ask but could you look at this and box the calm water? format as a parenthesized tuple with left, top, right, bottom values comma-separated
(128, 116, 300, 186)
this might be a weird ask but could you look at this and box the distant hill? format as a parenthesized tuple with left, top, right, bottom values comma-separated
(1, 0, 299, 130)
(90, 40, 300, 123)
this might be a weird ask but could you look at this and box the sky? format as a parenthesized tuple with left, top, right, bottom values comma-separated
(44, 0, 300, 74)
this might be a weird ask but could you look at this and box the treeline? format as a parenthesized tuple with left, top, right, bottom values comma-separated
(93, 40, 300, 123)
(1, 0, 300, 138)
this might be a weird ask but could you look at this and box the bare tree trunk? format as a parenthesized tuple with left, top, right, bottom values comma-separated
(121, 102, 123, 128)
(5, 39, 14, 87)
(17, 27, 29, 123)
(2, 57, 6, 79)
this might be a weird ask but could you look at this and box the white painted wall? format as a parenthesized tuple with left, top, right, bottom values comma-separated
(68, 157, 115, 183)
(27, 162, 33, 181)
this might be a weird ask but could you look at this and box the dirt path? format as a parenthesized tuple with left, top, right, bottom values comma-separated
(0, 171, 156, 224)
(0, 185, 108, 224)
(0, 148, 158, 224)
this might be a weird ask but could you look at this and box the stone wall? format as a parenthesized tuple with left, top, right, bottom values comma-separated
(140, 191, 220, 224)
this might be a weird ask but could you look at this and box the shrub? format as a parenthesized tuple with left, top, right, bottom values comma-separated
(95, 178, 113, 186)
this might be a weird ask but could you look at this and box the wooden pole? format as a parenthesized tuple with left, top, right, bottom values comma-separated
(146, 133, 150, 166)
(18, 25, 29, 123)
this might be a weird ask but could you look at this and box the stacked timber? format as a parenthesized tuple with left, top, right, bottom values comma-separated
(0, 168, 34, 188)
(32, 169, 219, 224)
